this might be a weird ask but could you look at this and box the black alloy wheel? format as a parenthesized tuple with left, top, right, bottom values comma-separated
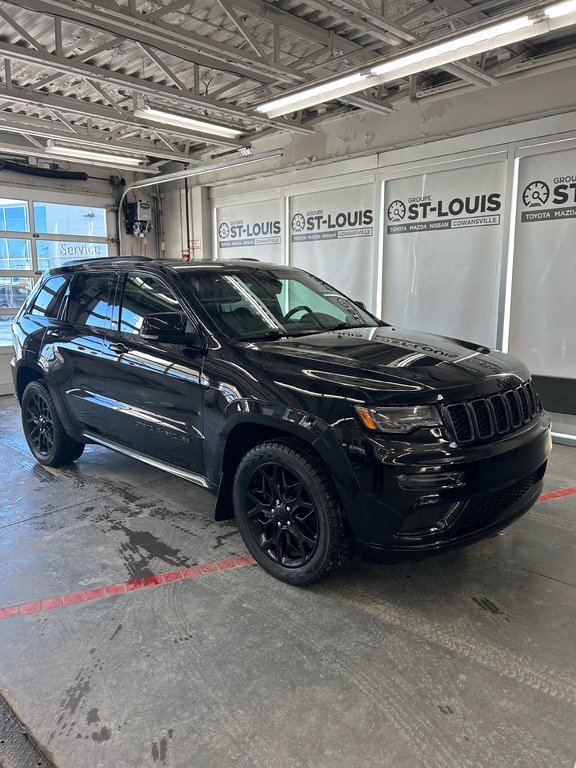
(245, 461, 319, 568)
(21, 380, 85, 467)
(25, 392, 54, 457)
(233, 440, 352, 585)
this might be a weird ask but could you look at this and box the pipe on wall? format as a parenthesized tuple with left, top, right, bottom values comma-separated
(116, 149, 283, 256)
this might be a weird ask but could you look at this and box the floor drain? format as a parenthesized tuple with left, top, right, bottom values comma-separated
(0, 694, 54, 768)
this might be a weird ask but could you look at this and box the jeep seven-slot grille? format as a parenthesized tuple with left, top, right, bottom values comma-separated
(444, 380, 540, 444)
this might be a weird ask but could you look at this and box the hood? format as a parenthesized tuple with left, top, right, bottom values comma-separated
(239, 326, 530, 404)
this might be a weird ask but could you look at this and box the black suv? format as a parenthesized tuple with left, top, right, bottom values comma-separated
(11, 258, 551, 584)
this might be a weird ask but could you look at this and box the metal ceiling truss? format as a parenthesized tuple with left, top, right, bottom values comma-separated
(0, 0, 573, 173)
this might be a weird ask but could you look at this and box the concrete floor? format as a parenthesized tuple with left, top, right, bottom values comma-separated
(0, 394, 575, 768)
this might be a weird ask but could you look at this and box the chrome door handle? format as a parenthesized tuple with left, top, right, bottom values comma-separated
(109, 342, 129, 354)
(46, 329, 64, 339)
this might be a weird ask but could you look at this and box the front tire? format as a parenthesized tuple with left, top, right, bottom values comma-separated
(21, 380, 85, 467)
(233, 440, 352, 585)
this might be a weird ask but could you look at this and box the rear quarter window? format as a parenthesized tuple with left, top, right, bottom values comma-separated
(66, 273, 118, 329)
(29, 275, 69, 319)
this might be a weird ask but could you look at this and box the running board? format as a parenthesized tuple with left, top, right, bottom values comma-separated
(83, 432, 211, 489)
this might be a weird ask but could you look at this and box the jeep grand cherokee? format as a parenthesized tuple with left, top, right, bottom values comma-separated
(11, 258, 551, 584)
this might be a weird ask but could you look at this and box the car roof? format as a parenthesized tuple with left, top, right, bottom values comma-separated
(48, 257, 290, 275)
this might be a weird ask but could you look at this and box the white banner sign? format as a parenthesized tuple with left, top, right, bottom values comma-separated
(508, 149, 576, 378)
(215, 199, 282, 262)
(288, 184, 375, 307)
(382, 162, 507, 346)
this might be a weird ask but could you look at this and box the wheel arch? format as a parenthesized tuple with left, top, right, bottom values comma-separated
(213, 415, 329, 521)
(16, 364, 44, 403)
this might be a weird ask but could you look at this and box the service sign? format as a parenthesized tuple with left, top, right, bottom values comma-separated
(383, 162, 507, 347)
(288, 184, 375, 308)
(215, 199, 282, 262)
(36, 240, 109, 269)
(508, 149, 576, 378)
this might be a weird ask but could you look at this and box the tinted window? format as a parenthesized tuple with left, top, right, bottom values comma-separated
(180, 268, 378, 340)
(120, 273, 181, 335)
(30, 276, 68, 318)
(67, 274, 117, 329)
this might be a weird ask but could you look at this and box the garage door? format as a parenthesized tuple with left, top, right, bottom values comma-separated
(0, 191, 114, 393)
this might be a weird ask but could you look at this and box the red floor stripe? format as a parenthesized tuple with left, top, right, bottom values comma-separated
(1, 485, 575, 622)
(0, 555, 255, 621)
(538, 487, 576, 502)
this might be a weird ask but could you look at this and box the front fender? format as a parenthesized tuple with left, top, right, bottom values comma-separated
(211, 400, 363, 525)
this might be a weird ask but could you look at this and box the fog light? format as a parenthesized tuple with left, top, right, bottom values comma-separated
(398, 502, 461, 535)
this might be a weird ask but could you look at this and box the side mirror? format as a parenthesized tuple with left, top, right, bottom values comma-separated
(355, 301, 368, 311)
(140, 312, 200, 346)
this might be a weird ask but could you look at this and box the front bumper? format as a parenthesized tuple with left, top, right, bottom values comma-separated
(327, 412, 551, 559)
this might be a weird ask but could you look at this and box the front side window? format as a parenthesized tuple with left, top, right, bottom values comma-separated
(29, 276, 69, 319)
(67, 273, 117, 329)
(180, 268, 379, 340)
(119, 273, 181, 335)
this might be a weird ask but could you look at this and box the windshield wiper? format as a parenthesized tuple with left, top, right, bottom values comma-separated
(236, 330, 287, 341)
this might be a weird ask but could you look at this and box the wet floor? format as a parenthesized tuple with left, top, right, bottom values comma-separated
(1, 394, 575, 768)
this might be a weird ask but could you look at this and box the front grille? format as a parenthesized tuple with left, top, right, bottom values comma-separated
(456, 466, 544, 534)
(444, 380, 540, 445)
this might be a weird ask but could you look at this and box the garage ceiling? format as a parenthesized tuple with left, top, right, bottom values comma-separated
(0, 0, 575, 171)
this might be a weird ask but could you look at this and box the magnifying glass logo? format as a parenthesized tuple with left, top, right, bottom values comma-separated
(387, 200, 406, 222)
(522, 181, 550, 208)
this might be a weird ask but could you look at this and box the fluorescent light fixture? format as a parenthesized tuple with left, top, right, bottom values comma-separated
(134, 106, 242, 139)
(45, 144, 144, 167)
(544, 0, 576, 17)
(256, 73, 368, 118)
(254, 2, 576, 119)
(370, 16, 533, 77)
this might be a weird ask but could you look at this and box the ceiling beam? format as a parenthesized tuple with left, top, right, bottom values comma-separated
(0, 40, 315, 135)
(11, 0, 305, 85)
(0, 4, 48, 52)
(229, 0, 400, 52)
(216, 1, 270, 60)
(0, 132, 159, 173)
(301, 0, 501, 87)
(0, 85, 244, 147)
(0, 112, 196, 163)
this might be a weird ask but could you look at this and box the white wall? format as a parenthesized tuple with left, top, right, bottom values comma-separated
(161, 181, 211, 261)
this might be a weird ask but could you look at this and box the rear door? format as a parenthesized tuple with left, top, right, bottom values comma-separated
(100, 271, 206, 474)
(48, 271, 120, 435)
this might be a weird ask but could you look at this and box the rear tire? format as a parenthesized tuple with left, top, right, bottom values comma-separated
(233, 440, 352, 585)
(21, 380, 85, 467)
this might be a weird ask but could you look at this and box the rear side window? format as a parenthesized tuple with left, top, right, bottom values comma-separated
(119, 273, 181, 334)
(29, 275, 69, 319)
(66, 273, 117, 329)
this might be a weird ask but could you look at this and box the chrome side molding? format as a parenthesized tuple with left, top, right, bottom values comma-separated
(83, 432, 211, 489)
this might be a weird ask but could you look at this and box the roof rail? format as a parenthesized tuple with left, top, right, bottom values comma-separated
(61, 256, 153, 268)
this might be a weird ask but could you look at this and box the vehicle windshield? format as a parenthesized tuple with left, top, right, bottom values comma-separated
(179, 266, 381, 340)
